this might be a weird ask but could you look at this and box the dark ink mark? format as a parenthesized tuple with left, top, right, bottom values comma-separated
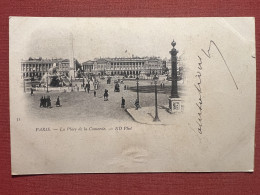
(188, 123, 202, 143)
(194, 40, 238, 135)
(201, 40, 239, 90)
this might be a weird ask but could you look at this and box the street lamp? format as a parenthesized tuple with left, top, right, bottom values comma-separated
(32, 67, 36, 81)
(170, 39, 179, 98)
(46, 71, 49, 93)
(82, 74, 85, 87)
(23, 76, 26, 93)
(136, 75, 141, 109)
(153, 73, 160, 122)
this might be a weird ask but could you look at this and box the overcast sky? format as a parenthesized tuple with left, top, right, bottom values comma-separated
(10, 17, 255, 63)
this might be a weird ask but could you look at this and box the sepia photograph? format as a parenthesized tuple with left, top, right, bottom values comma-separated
(18, 19, 186, 125)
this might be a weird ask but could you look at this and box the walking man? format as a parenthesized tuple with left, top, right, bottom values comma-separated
(43, 96, 46, 108)
(56, 96, 61, 107)
(40, 96, 44, 107)
(121, 97, 125, 108)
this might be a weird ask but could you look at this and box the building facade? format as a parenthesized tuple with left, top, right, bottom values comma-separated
(21, 58, 77, 79)
(57, 59, 70, 76)
(82, 57, 163, 77)
(82, 60, 94, 73)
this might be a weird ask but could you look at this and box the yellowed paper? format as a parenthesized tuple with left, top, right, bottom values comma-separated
(9, 17, 256, 175)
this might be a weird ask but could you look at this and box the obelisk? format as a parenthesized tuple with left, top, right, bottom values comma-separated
(69, 33, 75, 79)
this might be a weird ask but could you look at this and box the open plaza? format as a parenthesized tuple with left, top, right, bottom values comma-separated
(21, 40, 183, 124)
(24, 76, 185, 123)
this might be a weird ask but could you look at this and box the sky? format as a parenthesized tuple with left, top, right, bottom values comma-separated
(11, 18, 190, 63)
(10, 17, 255, 63)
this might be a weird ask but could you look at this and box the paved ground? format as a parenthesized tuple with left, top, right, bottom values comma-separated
(126, 105, 184, 125)
(24, 77, 185, 122)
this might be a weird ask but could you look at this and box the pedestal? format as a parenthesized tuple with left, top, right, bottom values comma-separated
(168, 98, 182, 113)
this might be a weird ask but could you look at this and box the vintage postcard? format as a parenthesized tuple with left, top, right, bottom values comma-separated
(9, 17, 256, 175)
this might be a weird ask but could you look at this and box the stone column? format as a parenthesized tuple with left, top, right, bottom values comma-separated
(168, 39, 182, 113)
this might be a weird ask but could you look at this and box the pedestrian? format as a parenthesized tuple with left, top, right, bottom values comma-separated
(40, 96, 44, 107)
(56, 96, 61, 107)
(104, 89, 109, 101)
(31, 88, 33, 96)
(45, 96, 49, 108)
(47, 96, 52, 108)
(87, 87, 90, 93)
(84, 85, 86, 92)
(94, 90, 96, 97)
(121, 97, 125, 108)
(43, 96, 46, 108)
(124, 85, 126, 90)
(46, 96, 49, 108)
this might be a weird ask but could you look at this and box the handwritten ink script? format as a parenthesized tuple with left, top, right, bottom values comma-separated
(194, 56, 203, 134)
(194, 40, 239, 134)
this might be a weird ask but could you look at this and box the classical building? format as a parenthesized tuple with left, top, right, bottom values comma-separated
(82, 57, 163, 77)
(21, 57, 81, 79)
(82, 60, 94, 73)
(57, 59, 70, 76)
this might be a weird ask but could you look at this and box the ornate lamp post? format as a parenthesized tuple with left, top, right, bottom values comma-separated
(153, 73, 160, 122)
(32, 67, 36, 81)
(136, 75, 140, 109)
(23, 76, 26, 93)
(82, 74, 85, 87)
(169, 39, 182, 113)
(46, 71, 49, 93)
(170, 40, 179, 98)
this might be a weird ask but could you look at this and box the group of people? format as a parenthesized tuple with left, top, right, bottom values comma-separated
(40, 96, 61, 108)
(120, 97, 139, 110)
(40, 96, 52, 108)
(84, 83, 90, 93)
(160, 82, 165, 88)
